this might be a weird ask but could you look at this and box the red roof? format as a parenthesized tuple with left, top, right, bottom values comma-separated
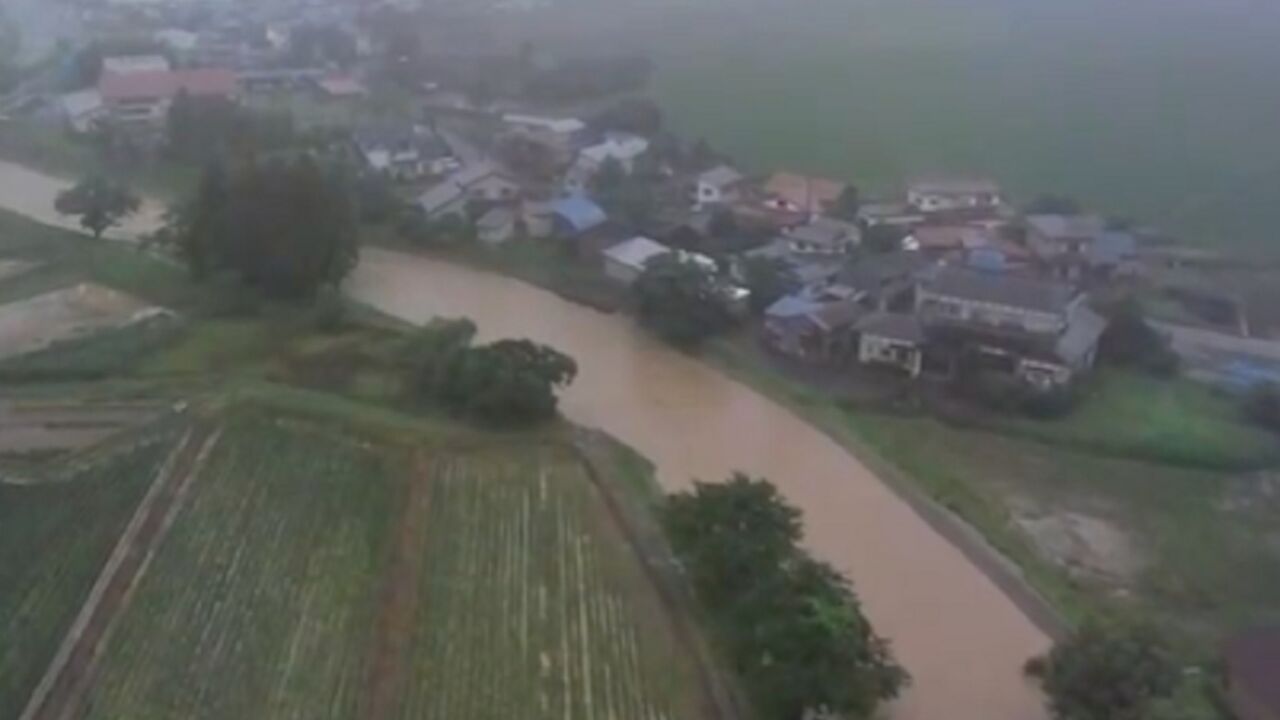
(99, 69, 237, 102)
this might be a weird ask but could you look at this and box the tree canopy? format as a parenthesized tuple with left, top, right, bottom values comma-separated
(664, 475, 908, 719)
(633, 254, 734, 346)
(404, 318, 578, 427)
(166, 91, 296, 165)
(1028, 621, 1181, 720)
(54, 175, 140, 240)
(169, 158, 357, 298)
(741, 256, 797, 314)
(1097, 298, 1179, 376)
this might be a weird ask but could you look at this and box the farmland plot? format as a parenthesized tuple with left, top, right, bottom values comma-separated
(0, 435, 177, 717)
(396, 448, 705, 720)
(80, 418, 398, 720)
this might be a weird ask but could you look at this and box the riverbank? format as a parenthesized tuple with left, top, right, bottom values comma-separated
(370, 233, 1280, 651)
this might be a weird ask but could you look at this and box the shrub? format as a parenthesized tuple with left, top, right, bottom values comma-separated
(1242, 382, 1280, 432)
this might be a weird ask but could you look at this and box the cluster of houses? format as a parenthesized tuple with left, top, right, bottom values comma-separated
(751, 175, 1123, 389)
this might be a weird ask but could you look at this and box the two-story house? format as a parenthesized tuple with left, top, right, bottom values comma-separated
(913, 266, 1107, 387)
(98, 68, 239, 129)
(907, 177, 1002, 215)
(694, 166, 746, 208)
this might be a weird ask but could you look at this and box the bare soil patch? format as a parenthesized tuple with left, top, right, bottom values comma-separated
(359, 454, 433, 720)
(0, 283, 165, 361)
(1014, 507, 1145, 587)
(0, 259, 35, 283)
(0, 400, 165, 455)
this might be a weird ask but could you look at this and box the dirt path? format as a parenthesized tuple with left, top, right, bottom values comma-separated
(20, 423, 220, 720)
(359, 454, 435, 720)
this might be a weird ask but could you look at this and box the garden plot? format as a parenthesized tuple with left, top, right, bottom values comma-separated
(0, 283, 165, 361)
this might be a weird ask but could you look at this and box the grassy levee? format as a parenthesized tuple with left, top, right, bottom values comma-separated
(0, 435, 179, 718)
(80, 415, 398, 720)
(707, 337, 1280, 643)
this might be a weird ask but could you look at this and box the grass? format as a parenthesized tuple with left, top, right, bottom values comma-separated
(83, 416, 398, 720)
(706, 337, 1280, 643)
(994, 369, 1279, 470)
(0, 434, 178, 717)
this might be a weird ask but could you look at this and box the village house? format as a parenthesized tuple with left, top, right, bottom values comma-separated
(564, 133, 650, 193)
(781, 216, 861, 256)
(1225, 628, 1280, 720)
(550, 195, 609, 238)
(1025, 213, 1111, 280)
(914, 265, 1107, 387)
(904, 224, 994, 256)
(102, 55, 171, 76)
(601, 236, 672, 285)
(694, 165, 746, 208)
(762, 172, 847, 217)
(58, 90, 106, 133)
(501, 114, 588, 164)
(907, 177, 1002, 214)
(763, 295, 863, 363)
(476, 207, 521, 245)
(314, 74, 369, 100)
(856, 311, 927, 376)
(98, 68, 239, 129)
(417, 163, 522, 220)
(353, 123, 457, 181)
(858, 201, 924, 229)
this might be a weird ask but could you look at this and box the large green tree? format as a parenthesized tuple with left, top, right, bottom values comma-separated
(664, 475, 908, 719)
(633, 254, 734, 346)
(741, 256, 796, 314)
(54, 175, 141, 240)
(1029, 621, 1181, 720)
(171, 158, 357, 298)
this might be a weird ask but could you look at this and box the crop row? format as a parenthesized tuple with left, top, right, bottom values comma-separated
(0, 434, 176, 718)
(81, 418, 397, 720)
(395, 448, 684, 720)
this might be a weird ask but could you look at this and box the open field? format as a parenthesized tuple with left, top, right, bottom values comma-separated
(0, 400, 166, 456)
(0, 435, 177, 717)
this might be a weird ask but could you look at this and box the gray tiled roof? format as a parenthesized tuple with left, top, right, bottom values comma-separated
(923, 266, 1076, 314)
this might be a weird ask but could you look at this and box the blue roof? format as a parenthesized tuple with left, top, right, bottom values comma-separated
(764, 294, 822, 319)
(967, 248, 1008, 272)
(1089, 231, 1137, 265)
(551, 195, 608, 233)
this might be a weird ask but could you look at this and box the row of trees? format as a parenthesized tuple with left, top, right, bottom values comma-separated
(404, 318, 577, 427)
(663, 475, 908, 719)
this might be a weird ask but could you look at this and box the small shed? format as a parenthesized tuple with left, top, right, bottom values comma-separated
(477, 207, 519, 246)
(602, 237, 672, 285)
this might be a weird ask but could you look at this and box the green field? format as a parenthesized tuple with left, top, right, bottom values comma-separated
(639, 0, 1280, 254)
(83, 417, 396, 720)
(74, 413, 708, 719)
(993, 369, 1278, 470)
(0, 436, 176, 717)
(399, 447, 702, 719)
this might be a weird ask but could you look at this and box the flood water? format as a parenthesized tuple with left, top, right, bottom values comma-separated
(0, 161, 166, 240)
(0, 159, 1050, 719)
(349, 248, 1051, 720)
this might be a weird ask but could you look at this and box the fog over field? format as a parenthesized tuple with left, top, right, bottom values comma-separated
(539, 0, 1280, 253)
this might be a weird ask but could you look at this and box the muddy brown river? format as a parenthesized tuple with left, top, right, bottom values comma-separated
(0, 160, 1049, 720)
